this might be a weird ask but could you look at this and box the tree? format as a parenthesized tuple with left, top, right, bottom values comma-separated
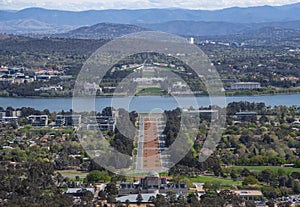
(125, 199, 130, 207)
(187, 193, 200, 207)
(98, 190, 106, 200)
(243, 175, 258, 185)
(199, 190, 243, 207)
(292, 179, 300, 194)
(218, 190, 243, 207)
(266, 200, 275, 207)
(278, 202, 292, 207)
(230, 170, 238, 180)
(136, 193, 143, 206)
(81, 190, 94, 206)
(166, 191, 176, 203)
(260, 169, 276, 184)
(105, 182, 118, 196)
(262, 186, 278, 199)
(203, 180, 221, 192)
(153, 194, 168, 207)
(294, 158, 300, 168)
(86, 170, 111, 183)
(245, 201, 256, 207)
(107, 194, 116, 204)
(241, 168, 251, 177)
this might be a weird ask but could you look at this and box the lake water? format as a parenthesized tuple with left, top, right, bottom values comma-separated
(0, 94, 299, 112)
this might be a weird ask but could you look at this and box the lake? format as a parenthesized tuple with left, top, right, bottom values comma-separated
(0, 94, 299, 112)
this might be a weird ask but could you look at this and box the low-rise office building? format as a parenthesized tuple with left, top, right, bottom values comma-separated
(230, 82, 261, 90)
(55, 115, 82, 126)
(1, 117, 19, 124)
(28, 115, 48, 126)
(232, 190, 263, 201)
(235, 112, 258, 122)
(118, 171, 188, 196)
(86, 116, 116, 131)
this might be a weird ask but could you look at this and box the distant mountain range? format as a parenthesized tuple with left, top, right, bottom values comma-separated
(140, 20, 300, 36)
(49, 21, 300, 39)
(0, 3, 300, 36)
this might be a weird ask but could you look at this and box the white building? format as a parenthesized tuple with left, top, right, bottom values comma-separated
(230, 82, 261, 90)
(28, 115, 48, 126)
(1, 117, 19, 124)
(172, 81, 188, 89)
(133, 77, 165, 84)
(86, 116, 116, 131)
(188, 37, 195, 44)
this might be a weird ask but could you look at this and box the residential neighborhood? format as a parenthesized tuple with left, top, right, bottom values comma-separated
(1, 103, 300, 206)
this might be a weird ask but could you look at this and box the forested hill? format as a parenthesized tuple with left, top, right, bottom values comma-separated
(0, 34, 106, 54)
(53, 23, 149, 39)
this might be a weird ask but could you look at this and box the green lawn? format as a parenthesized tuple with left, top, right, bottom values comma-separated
(56, 170, 88, 179)
(123, 66, 140, 72)
(228, 166, 300, 175)
(190, 176, 242, 186)
(137, 87, 166, 95)
(161, 67, 180, 71)
(142, 70, 155, 78)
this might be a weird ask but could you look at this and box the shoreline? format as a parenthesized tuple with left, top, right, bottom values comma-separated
(1, 90, 300, 99)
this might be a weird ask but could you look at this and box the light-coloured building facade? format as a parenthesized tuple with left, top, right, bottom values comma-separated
(230, 82, 261, 90)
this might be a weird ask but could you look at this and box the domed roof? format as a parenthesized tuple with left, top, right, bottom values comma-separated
(147, 170, 159, 177)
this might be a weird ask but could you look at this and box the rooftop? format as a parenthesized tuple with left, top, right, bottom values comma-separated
(116, 193, 165, 203)
(65, 187, 95, 194)
(147, 170, 159, 178)
(233, 190, 263, 196)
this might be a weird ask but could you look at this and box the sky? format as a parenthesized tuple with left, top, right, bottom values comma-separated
(1, 0, 300, 11)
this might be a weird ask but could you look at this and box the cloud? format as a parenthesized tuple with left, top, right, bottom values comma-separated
(0, 0, 13, 4)
(0, 0, 300, 10)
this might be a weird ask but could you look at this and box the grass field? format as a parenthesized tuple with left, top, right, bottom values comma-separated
(137, 87, 166, 95)
(228, 166, 300, 175)
(142, 70, 155, 78)
(190, 176, 242, 186)
(56, 170, 88, 179)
